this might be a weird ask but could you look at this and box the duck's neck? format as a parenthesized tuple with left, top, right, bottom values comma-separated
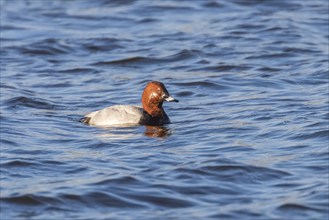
(144, 102, 164, 118)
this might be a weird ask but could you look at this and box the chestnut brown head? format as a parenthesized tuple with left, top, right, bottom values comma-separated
(141, 81, 178, 117)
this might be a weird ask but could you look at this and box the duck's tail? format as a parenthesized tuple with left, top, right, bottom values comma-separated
(79, 117, 91, 124)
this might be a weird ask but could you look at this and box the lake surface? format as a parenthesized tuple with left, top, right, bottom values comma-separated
(1, 0, 328, 219)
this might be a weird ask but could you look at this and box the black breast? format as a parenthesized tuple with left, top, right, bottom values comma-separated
(139, 111, 170, 126)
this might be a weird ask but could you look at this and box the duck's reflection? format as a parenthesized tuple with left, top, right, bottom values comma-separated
(144, 125, 172, 138)
(94, 125, 172, 140)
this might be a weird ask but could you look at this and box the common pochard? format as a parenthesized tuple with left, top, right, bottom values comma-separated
(81, 81, 178, 126)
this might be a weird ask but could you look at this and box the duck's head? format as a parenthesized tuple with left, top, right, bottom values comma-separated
(141, 81, 178, 117)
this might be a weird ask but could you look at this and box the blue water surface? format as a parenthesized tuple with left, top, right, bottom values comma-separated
(1, 0, 328, 219)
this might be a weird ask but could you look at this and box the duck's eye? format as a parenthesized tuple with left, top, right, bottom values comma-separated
(161, 92, 168, 98)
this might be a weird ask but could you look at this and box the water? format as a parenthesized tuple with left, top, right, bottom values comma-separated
(1, 0, 328, 219)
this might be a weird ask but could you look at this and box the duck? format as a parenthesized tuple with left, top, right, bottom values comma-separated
(81, 81, 178, 126)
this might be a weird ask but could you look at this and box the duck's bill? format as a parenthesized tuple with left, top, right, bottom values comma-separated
(165, 96, 179, 102)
